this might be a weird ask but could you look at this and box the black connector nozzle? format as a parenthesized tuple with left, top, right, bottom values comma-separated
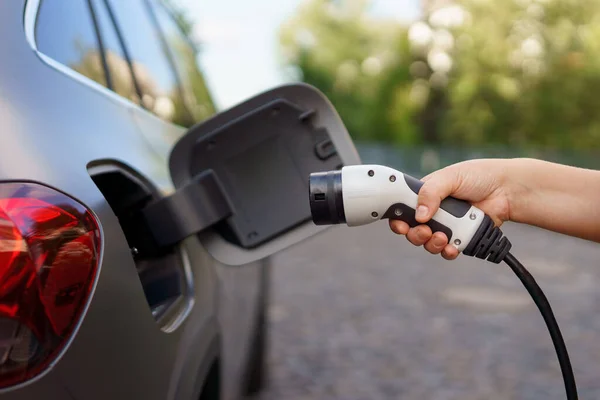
(308, 171, 346, 225)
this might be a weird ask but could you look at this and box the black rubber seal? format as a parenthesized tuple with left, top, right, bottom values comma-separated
(463, 215, 494, 256)
(463, 215, 512, 263)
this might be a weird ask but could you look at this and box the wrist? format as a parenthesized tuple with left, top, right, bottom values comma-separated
(502, 158, 538, 224)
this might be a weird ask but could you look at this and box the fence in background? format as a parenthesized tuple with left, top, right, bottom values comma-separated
(355, 142, 600, 178)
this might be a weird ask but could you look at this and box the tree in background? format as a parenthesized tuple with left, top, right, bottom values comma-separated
(440, 0, 600, 149)
(279, 0, 420, 144)
(279, 0, 600, 150)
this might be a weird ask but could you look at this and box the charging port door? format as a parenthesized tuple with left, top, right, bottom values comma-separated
(152, 83, 360, 266)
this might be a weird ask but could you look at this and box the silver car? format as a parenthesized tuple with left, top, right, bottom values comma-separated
(0, 0, 358, 399)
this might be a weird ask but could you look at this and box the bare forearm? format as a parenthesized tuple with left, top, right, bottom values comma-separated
(507, 158, 600, 242)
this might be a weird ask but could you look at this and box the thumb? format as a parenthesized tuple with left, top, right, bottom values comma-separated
(415, 167, 461, 223)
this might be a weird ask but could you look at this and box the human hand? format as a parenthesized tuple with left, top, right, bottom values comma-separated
(389, 159, 513, 260)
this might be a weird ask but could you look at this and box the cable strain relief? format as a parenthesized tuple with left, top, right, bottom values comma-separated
(463, 215, 512, 264)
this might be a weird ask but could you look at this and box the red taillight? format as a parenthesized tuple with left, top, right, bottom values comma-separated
(0, 183, 101, 389)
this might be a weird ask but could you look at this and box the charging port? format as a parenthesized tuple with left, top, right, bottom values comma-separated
(88, 163, 192, 330)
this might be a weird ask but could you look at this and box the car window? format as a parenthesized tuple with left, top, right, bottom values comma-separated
(149, 0, 216, 123)
(108, 0, 194, 127)
(36, 0, 107, 87)
(90, 0, 139, 104)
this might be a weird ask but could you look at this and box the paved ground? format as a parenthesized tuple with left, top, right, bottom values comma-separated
(255, 221, 600, 400)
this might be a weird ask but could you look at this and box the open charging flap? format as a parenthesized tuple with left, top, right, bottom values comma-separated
(145, 83, 361, 266)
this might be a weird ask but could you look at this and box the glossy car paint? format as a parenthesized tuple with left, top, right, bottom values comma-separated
(0, 1, 265, 399)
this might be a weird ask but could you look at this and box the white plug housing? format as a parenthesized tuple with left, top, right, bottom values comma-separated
(341, 165, 484, 252)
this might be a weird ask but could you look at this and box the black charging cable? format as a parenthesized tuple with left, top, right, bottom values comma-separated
(504, 253, 577, 399)
(463, 215, 578, 400)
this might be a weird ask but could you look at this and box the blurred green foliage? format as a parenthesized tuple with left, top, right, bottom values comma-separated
(279, 0, 600, 149)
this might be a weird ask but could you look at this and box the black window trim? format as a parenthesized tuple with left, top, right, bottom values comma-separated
(143, 0, 195, 123)
(85, 0, 113, 89)
(99, 0, 145, 104)
(102, 0, 195, 124)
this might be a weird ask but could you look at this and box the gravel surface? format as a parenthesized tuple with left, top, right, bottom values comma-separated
(253, 221, 600, 400)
